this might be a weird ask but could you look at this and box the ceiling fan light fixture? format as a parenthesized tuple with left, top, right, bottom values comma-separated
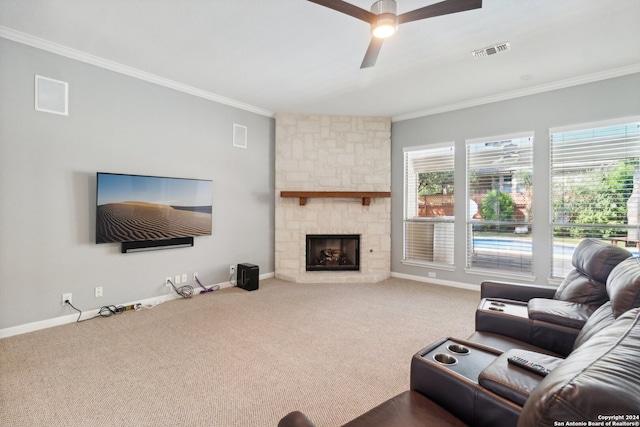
(371, 15, 398, 38)
(370, 0, 398, 38)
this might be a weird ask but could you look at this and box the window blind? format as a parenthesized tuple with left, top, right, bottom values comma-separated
(466, 133, 534, 274)
(403, 144, 455, 265)
(550, 118, 640, 278)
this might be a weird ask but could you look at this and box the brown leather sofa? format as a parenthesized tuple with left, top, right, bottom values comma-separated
(278, 245, 640, 427)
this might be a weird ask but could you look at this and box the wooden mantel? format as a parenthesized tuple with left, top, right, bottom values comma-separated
(280, 191, 391, 206)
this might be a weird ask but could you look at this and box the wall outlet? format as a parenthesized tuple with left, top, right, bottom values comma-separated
(230, 265, 236, 275)
(62, 293, 72, 305)
(193, 272, 198, 280)
(428, 272, 436, 278)
(174, 274, 181, 284)
(165, 277, 172, 287)
(181, 273, 187, 283)
(95, 286, 103, 298)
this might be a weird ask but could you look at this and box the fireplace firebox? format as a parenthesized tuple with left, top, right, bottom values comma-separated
(306, 234, 360, 271)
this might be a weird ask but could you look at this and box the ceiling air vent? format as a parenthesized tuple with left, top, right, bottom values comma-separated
(472, 42, 511, 59)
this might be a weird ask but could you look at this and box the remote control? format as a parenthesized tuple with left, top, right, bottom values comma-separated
(507, 355, 551, 377)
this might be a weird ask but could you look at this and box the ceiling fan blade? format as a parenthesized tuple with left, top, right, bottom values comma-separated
(360, 37, 384, 69)
(307, 0, 376, 23)
(398, 0, 482, 24)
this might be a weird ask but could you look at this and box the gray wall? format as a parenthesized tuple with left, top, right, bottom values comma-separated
(0, 39, 275, 330)
(391, 72, 640, 287)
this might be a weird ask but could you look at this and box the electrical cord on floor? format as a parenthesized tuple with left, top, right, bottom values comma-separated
(167, 278, 194, 298)
(66, 301, 140, 322)
(195, 276, 220, 293)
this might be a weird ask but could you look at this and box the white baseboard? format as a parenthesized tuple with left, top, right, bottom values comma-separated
(390, 271, 480, 292)
(0, 293, 176, 339)
(0, 272, 275, 339)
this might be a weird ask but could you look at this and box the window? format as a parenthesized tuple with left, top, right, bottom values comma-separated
(466, 133, 534, 275)
(403, 144, 455, 266)
(550, 118, 640, 279)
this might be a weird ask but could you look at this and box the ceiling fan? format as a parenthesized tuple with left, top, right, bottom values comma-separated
(308, 0, 482, 68)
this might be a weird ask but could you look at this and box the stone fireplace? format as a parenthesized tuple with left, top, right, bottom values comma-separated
(275, 113, 391, 283)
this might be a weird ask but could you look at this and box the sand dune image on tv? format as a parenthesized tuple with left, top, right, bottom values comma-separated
(96, 201, 212, 244)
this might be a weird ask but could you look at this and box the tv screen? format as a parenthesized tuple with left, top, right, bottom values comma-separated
(96, 172, 213, 244)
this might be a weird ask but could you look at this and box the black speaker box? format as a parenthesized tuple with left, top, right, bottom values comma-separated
(237, 263, 259, 291)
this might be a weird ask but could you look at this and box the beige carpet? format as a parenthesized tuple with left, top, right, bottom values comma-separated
(0, 277, 479, 427)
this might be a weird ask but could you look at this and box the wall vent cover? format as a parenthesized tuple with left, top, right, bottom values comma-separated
(472, 42, 510, 59)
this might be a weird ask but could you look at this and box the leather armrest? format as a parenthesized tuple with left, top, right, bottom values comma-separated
(278, 393, 468, 427)
(466, 331, 564, 357)
(475, 301, 580, 357)
(410, 338, 521, 427)
(476, 300, 532, 342)
(342, 391, 466, 427)
(278, 411, 316, 427)
(479, 349, 563, 406)
(481, 281, 557, 301)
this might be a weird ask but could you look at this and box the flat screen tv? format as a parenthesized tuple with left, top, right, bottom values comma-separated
(96, 172, 213, 244)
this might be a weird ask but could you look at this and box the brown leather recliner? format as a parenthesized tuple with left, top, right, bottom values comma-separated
(474, 238, 632, 355)
(409, 257, 640, 426)
(462, 255, 640, 370)
(480, 238, 632, 305)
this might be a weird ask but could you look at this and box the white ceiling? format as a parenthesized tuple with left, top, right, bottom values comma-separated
(1, 0, 639, 120)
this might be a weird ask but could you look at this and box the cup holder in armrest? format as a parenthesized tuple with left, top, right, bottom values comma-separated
(433, 353, 458, 365)
(488, 306, 504, 312)
(415, 338, 500, 384)
(490, 302, 506, 307)
(447, 344, 470, 355)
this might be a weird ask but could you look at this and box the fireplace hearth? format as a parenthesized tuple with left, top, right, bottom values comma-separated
(306, 234, 360, 271)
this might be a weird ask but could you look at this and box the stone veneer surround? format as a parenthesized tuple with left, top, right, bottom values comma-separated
(275, 113, 391, 283)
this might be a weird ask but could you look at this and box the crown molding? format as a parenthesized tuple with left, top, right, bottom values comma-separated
(0, 26, 275, 118)
(392, 63, 640, 123)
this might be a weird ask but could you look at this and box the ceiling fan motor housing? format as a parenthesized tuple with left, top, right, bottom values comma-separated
(370, 0, 398, 38)
(371, 0, 397, 15)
